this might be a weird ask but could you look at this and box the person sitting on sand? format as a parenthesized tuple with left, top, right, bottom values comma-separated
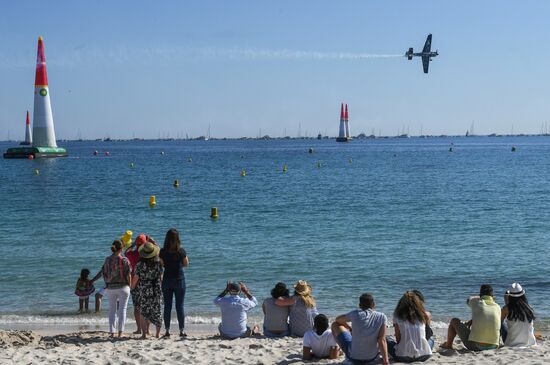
(125, 233, 148, 334)
(131, 242, 163, 339)
(501, 283, 537, 347)
(303, 314, 339, 360)
(412, 289, 434, 348)
(386, 291, 432, 363)
(262, 282, 290, 337)
(275, 280, 318, 337)
(214, 281, 259, 339)
(440, 284, 501, 351)
(332, 293, 389, 365)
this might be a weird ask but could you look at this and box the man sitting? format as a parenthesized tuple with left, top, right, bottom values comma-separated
(332, 293, 389, 365)
(214, 281, 259, 339)
(440, 284, 501, 351)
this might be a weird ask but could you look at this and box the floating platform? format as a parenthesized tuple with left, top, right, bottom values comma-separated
(336, 137, 351, 142)
(3, 146, 68, 159)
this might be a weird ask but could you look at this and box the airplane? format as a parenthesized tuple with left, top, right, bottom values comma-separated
(405, 34, 438, 74)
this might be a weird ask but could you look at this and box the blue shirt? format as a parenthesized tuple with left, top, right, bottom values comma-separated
(214, 295, 258, 338)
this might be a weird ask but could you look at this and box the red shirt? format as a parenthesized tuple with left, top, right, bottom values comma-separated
(125, 249, 140, 274)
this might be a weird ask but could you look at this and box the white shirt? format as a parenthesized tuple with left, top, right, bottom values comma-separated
(303, 329, 337, 358)
(505, 319, 537, 347)
(394, 319, 432, 358)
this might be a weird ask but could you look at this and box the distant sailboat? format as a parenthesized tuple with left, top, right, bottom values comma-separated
(205, 123, 211, 141)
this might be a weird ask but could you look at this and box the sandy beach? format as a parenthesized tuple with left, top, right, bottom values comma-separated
(0, 326, 547, 364)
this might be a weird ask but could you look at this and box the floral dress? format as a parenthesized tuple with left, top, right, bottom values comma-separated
(135, 260, 163, 327)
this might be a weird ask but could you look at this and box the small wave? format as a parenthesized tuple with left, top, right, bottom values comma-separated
(0, 314, 221, 326)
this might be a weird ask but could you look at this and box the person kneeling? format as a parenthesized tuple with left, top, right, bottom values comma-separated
(214, 281, 259, 339)
(303, 314, 339, 360)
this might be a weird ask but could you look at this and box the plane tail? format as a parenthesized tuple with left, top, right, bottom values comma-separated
(406, 48, 413, 60)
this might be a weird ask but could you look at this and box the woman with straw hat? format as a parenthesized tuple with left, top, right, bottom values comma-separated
(131, 242, 163, 339)
(275, 280, 319, 337)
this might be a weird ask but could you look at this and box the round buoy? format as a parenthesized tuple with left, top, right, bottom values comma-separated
(511, 146, 517, 152)
(28, 155, 34, 160)
(282, 164, 287, 172)
(93, 150, 99, 156)
(173, 179, 180, 188)
(308, 148, 314, 154)
(149, 195, 157, 207)
(34, 169, 40, 175)
(210, 207, 219, 219)
(241, 169, 246, 177)
(105, 151, 110, 156)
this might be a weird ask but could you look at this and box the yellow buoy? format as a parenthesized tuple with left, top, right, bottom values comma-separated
(34, 169, 40, 175)
(210, 207, 219, 219)
(121, 230, 133, 249)
(241, 169, 246, 177)
(282, 164, 287, 172)
(173, 179, 180, 188)
(149, 195, 157, 207)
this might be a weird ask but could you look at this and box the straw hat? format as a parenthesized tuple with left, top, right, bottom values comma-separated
(294, 280, 312, 295)
(139, 242, 160, 259)
(506, 283, 525, 297)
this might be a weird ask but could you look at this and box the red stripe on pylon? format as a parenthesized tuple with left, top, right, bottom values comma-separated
(35, 37, 48, 86)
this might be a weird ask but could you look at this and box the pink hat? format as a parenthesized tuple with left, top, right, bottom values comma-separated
(135, 234, 147, 247)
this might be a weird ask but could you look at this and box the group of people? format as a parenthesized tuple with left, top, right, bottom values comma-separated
(75, 228, 188, 339)
(215, 281, 537, 364)
(75, 238, 538, 363)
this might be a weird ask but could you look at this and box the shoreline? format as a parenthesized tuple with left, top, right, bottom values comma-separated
(0, 326, 547, 365)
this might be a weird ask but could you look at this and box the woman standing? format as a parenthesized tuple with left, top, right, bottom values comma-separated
(387, 291, 432, 363)
(101, 240, 132, 338)
(131, 242, 163, 339)
(159, 228, 189, 337)
(501, 283, 537, 347)
(275, 280, 318, 337)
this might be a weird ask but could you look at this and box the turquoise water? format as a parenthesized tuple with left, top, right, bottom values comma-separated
(0, 137, 549, 328)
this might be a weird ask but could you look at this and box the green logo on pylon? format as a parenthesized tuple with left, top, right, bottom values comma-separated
(39, 88, 47, 96)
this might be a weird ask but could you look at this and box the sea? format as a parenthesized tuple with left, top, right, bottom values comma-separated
(1, 136, 549, 330)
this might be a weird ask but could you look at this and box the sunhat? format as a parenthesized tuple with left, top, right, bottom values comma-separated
(135, 234, 147, 247)
(294, 280, 312, 296)
(506, 283, 525, 297)
(139, 242, 160, 259)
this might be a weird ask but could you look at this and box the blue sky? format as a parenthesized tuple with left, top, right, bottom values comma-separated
(1, 1, 550, 139)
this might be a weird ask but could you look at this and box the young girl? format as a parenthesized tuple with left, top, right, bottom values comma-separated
(75, 268, 95, 312)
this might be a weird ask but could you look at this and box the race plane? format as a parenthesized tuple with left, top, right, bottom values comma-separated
(405, 34, 438, 74)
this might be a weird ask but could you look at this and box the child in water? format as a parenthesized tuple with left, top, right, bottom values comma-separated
(75, 268, 95, 313)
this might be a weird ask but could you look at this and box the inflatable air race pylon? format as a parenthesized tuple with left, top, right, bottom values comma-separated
(20, 111, 32, 145)
(4, 37, 67, 158)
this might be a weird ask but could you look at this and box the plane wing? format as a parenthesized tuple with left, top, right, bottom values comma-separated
(422, 56, 430, 73)
(422, 34, 432, 53)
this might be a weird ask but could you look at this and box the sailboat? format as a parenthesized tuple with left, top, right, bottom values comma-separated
(204, 123, 211, 141)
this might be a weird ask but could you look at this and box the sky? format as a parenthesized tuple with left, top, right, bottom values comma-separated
(1, 0, 550, 139)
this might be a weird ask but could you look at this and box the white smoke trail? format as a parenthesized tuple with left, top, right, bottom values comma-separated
(0, 45, 403, 68)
